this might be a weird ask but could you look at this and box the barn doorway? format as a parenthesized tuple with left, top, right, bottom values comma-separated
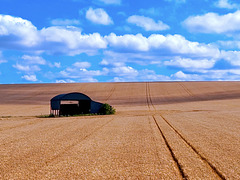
(60, 100, 91, 116)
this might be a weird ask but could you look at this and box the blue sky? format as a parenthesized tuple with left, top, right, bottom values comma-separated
(1, 0, 240, 83)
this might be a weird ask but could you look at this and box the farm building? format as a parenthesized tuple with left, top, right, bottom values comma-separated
(50, 92, 103, 116)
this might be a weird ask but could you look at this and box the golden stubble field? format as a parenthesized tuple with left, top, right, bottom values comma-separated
(0, 82, 239, 179)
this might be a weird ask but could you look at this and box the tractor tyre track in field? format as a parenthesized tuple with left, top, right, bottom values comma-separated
(106, 86, 115, 101)
(178, 83, 194, 97)
(146, 82, 150, 110)
(146, 82, 155, 111)
(152, 115, 187, 179)
(146, 82, 226, 180)
(159, 114, 226, 180)
(146, 82, 187, 179)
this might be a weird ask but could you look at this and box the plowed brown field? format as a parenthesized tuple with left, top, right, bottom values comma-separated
(0, 82, 239, 179)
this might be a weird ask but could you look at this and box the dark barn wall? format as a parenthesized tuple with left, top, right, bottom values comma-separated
(91, 101, 103, 114)
(51, 93, 103, 115)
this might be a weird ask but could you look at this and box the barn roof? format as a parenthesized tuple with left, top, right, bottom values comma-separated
(51, 92, 91, 101)
(50, 92, 92, 110)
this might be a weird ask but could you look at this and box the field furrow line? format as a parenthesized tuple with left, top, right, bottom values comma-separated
(146, 82, 156, 111)
(152, 115, 188, 179)
(147, 82, 225, 179)
(146, 83, 186, 179)
(178, 83, 194, 97)
(159, 114, 226, 180)
(147, 82, 156, 111)
(146, 82, 151, 110)
(106, 86, 115, 101)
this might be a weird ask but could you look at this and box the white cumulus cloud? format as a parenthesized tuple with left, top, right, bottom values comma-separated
(13, 64, 41, 72)
(86, 7, 113, 25)
(106, 33, 149, 51)
(51, 18, 80, 26)
(220, 50, 240, 66)
(53, 62, 61, 68)
(40, 26, 107, 55)
(100, 60, 170, 82)
(73, 61, 91, 69)
(106, 33, 220, 58)
(127, 15, 169, 31)
(0, 52, 7, 64)
(164, 57, 216, 69)
(165, 0, 186, 3)
(58, 61, 108, 82)
(0, 15, 107, 55)
(22, 55, 46, 65)
(112, 68, 170, 82)
(215, 0, 240, 9)
(0, 14, 222, 61)
(98, 0, 121, 5)
(21, 74, 37, 81)
(171, 71, 202, 81)
(0, 59, 7, 64)
(0, 14, 40, 47)
(148, 34, 219, 57)
(137, 69, 170, 81)
(183, 10, 240, 34)
(171, 69, 240, 81)
(60, 68, 103, 79)
(56, 79, 75, 83)
(112, 66, 138, 77)
(139, 8, 161, 16)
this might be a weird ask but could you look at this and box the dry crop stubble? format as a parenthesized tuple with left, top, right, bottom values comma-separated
(0, 116, 113, 179)
(0, 82, 239, 179)
(33, 116, 180, 179)
(153, 115, 221, 179)
(162, 109, 240, 179)
(146, 82, 236, 179)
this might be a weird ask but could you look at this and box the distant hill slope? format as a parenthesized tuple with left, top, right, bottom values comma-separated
(0, 82, 240, 105)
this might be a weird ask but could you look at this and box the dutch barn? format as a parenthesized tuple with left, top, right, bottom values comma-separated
(50, 92, 103, 116)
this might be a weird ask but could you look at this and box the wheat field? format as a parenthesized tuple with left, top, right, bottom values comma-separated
(0, 82, 239, 179)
